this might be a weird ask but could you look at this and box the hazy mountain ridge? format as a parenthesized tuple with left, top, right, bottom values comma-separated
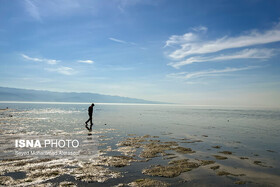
(0, 87, 163, 104)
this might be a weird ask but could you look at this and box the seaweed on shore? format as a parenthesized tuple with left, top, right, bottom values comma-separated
(210, 165, 220, 170)
(253, 160, 270, 167)
(129, 178, 170, 187)
(172, 147, 195, 154)
(140, 141, 178, 158)
(142, 159, 200, 178)
(71, 163, 121, 183)
(96, 155, 137, 167)
(212, 145, 221, 149)
(235, 180, 247, 185)
(217, 171, 245, 177)
(213, 155, 228, 160)
(219, 151, 232, 155)
(199, 160, 215, 166)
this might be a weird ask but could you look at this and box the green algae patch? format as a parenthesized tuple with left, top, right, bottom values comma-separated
(97, 155, 136, 167)
(117, 135, 188, 159)
(217, 171, 231, 176)
(254, 161, 262, 165)
(219, 151, 232, 155)
(117, 146, 136, 157)
(210, 165, 220, 170)
(199, 160, 215, 166)
(142, 159, 200, 178)
(129, 178, 170, 187)
(143, 135, 151, 138)
(235, 180, 247, 185)
(117, 136, 146, 148)
(212, 145, 221, 149)
(71, 163, 121, 183)
(217, 171, 245, 177)
(0, 158, 26, 163)
(172, 147, 195, 154)
(0, 156, 123, 185)
(0, 176, 14, 186)
(140, 141, 178, 158)
(213, 155, 228, 160)
(28, 169, 61, 179)
(140, 142, 170, 158)
(253, 160, 270, 167)
(169, 159, 200, 169)
(142, 165, 182, 178)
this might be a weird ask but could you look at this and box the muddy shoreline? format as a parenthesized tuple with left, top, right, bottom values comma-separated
(0, 130, 279, 186)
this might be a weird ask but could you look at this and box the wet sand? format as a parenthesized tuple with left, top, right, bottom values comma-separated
(1, 130, 279, 186)
(0, 105, 280, 186)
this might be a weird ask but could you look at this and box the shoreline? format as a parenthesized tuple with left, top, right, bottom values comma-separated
(0, 101, 279, 110)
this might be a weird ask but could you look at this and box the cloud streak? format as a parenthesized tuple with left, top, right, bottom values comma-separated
(77, 60, 94, 64)
(45, 66, 75, 75)
(109, 37, 127, 44)
(164, 33, 197, 48)
(22, 54, 59, 65)
(168, 48, 275, 68)
(23, 0, 82, 21)
(109, 37, 136, 45)
(24, 0, 41, 21)
(167, 66, 258, 80)
(191, 26, 208, 32)
(167, 24, 280, 59)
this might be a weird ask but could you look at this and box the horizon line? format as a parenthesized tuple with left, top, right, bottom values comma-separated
(0, 101, 279, 110)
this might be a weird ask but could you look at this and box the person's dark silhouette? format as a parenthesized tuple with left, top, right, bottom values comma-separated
(85, 103, 94, 130)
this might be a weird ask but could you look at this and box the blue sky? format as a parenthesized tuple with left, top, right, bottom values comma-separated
(0, 0, 280, 106)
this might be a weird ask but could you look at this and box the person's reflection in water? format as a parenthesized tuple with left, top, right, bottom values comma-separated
(85, 103, 94, 130)
(87, 128, 93, 140)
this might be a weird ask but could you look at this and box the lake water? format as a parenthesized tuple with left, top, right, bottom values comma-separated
(0, 102, 279, 186)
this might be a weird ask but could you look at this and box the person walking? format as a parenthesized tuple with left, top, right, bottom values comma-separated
(85, 103, 94, 130)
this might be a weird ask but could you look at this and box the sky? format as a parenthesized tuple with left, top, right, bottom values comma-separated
(0, 0, 280, 107)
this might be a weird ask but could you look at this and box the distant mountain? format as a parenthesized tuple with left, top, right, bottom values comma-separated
(0, 87, 163, 104)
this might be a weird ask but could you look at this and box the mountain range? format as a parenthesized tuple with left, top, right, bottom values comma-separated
(0, 87, 163, 104)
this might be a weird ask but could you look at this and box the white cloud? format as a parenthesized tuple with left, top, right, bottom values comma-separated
(167, 25, 280, 59)
(77, 60, 94, 64)
(45, 66, 75, 75)
(164, 33, 197, 47)
(109, 37, 127, 44)
(167, 66, 258, 80)
(168, 48, 275, 68)
(192, 26, 208, 32)
(22, 54, 59, 65)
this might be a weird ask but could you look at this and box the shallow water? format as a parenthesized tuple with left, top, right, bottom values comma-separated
(0, 102, 279, 186)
